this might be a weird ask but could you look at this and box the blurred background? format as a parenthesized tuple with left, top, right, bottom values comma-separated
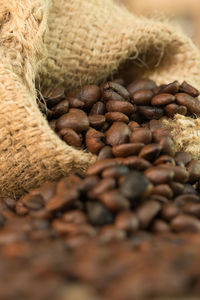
(116, 0, 200, 48)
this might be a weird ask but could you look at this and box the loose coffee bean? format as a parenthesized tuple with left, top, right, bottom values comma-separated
(112, 143, 144, 157)
(106, 100, 135, 116)
(179, 81, 199, 97)
(101, 166, 130, 179)
(88, 178, 116, 199)
(175, 151, 192, 166)
(86, 202, 113, 226)
(22, 195, 45, 211)
(161, 203, 179, 221)
(115, 211, 139, 232)
(99, 190, 130, 212)
(88, 115, 106, 129)
(90, 102, 106, 115)
(59, 128, 82, 148)
(136, 201, 161, 229)
(171, 215, 200, 232)
(79, 85, 101, 109)
(151, 184, 173, 199)
(85, 128, 105, 154)
(56, 109, 89, 132)
(87, 159, 121, 176)
(158, 165, 189, 183)
(128, 121, 141, 130)
(154, 155, 175, 166)
(148, 194, 169, 204)
(127, 78, 156, 95)
(164, 103, 187, 118)
(132, 89, 153, 105)
(144, 167, 174, 185)
(105, 112, 129, 123)
(105, 122, 131, 146)
(148, 119, 163, 131)
(170, 182, 184, 196)
(65, 96, 84, 109)
(159, 136, 176, 156)
(78, 176, 100, 193)
(138, 144, 162, 161)
(175, 194, 200, 208)
(151, 93, 175, 106)
(103, 82, 130, 101)
(123, 156, 151, 171)
(175, 93, 200, 115)
(187, 160, 200, 184)
(182, 202, 200, 218)
(46, 189, 79, 212)
(97, 146, 113, 161)
(152, 128, 170, 142)
(43, 85, 65, 107)
(129, 128, 152, 144)
(158, 81, 180, 94)
(137, 106, 164, 120)
(51, 99, 69, 118)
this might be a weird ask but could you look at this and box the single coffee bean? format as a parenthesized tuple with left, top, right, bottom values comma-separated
(154, 155, 175, 166)
(136, 200, 161, 229)
(106, 100, 135, 116)
(127, 78, 156, 95)
(138, 144, 162, 161)
(171, 214, 200, 232)
(152, 219, 170, 233)
(123, 156, 151, 171)
(132, 89, 153, 105)
(65, 96, 84, 109)
(159, 136, 176, 156)
(144, 167, 174, 185)
(97, 146, 113, 161)
(85, 128, 104, 154)
(179, 81, 199, 97)
(158, 164, 189, 183)
(43, 85, 65, 107)
(78, 85, 101, 109)
(128, 121, 141, 130)
(174, 194, 200, 208)
(161, 203, 179, 221)
(103, 89, 124, 101)
(51, 99, 69, 118)
(175, 151, 192, 166)
(182, 202, 200, 218)
(88, 178, 116, 199)
(105, 122, 131, 146)
(112, 143, 144, 157)
(90, 101, 106, 115)
(78, 176, 100, 193)
(103, 82, 130, 100)
(87, 159, 121, 176)
(151, 184, 173, 199)
(56, 109, 89, 132)
(151, 93, 175, 106)
(99, 190, 130, 212)
(88, 115, 106, 129)
(175, 93, 200, 115)
(59, 128, 82, 148)
(86, 202, 113, 226)
(164, 103, 187, 118)
(46, 189, 79, 212)
(187, 160, 200, 183)
(115, 211, 139, 232)
(23, 195, 45, 211)
(158, 80, 180, 94)
(137, 106, 164, 120)
(148, 194, 169, 204)
(170, 182, 184, 196)
(101, 165, 129, 179)
(120, 171, 153, 202)
(105, 112, 129, 123)
(129, 128, 152, 144)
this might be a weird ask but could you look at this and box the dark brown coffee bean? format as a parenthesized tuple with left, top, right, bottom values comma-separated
(51, 99, 69, 118)
(164, 103, 187, 118)
(115, 211, 139, 232)
(148, 194, 169, 204)
(154, 155, 175, 166)
(179, 81, 199, 97)
(187, 160, 200, 183)
(112, 143, 144, 157)
(46, 189, 79, 212)
(128, 121, 141, 130)
(90, 101, 106, 115)
(144, 167, 174, 184)
(152, 128, 170, 142)
(22, 195, 45, 211)
(136, 201, 161, 229)
(106, 100, 135, 116)
(65, 96, 84, 109)
(182, 202, 200, 218)
(59, 128, 82, 148)
(97, 146, 112, 161)
(138, 144, 162, 161)
(79, 85, 101, 109)
(99, 190, 130, 212)
(175, 93, 200, 115)
(170, 182, 184, 196)
(103, 90, 124, 101)
(151, 93, 175, 106)
(161, 203, 179, 221)
(129, 128, 152, 144)
(123, 156, 151, 171)
(148, 119, 163, 131)
(158, 164, 189, 183)
(56, 109, 89, 132)
(101, 165, 129, 179)
(175, 151, 192, 166)
(158, 81, 180, 94)
(105, 122, 131, 146)
(159, 136, 176, 156)
(87, 159, 121, 176)
(88, 115, 106, 129)
(88, 178, 116, 199)
(85, 128, 104, 154)
(105, 112, 129, 123)
(127, 79, 156, 95)
(152, 219, 170, 233)
(175, 194, 200, 208)
(137, 106, 164, 120)
(86, 202, 113, 226)
(79, 176, 100, 193)
(62, 210, 87, 225)
(120, 171, 153, 202)
(43, 85, 65, 107)
(151, 184, 173, 199)
(132, 89, 153, 105)
(103, 82, 130, 100)
(171, 215, 200, 232)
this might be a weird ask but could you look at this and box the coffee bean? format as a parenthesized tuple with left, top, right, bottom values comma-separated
(128, 121, 141, 130)
(136, 201, 161, 229)
(79, 176, 100, 193)
(152, 219, 170, 233)
(85, 128, 104, 154)
(175, 93, 200, 115)
(106, 100, 135, 116)
(161, 203, 179, 221)
(144, 167, 174, 184)
(88, 115, 106, 129)
(105, 122, 131, 146)
(158, 165, 189, 183)
(112, 143, 144, 157)
(138, 144, 162, 161)
(129, 128, 152, 144)
(56, 109, 89, 132)
(127, 79, 156, 95)
(123, 156, 151, 171)
(99, 190, 130, 212)
(79, 85, 101, 109)
(174, 194, 200, 208)
(86, 202, 113, 226)
(65, 96, 84, 109)
(105, 112, 129, 123)
(187, 160, 200, 183)
(132, 89, 153, 105)
(23, 195, 45, 211)
(46, 189, 79, 212)
(51, 99, 69, 118)
(101, 165, 130, 179)
(148, 194, 169, 204)
(170, 182, 184, 196)
(88, 178, 116, 199)
(182, 202, 200, 218)
(87, 159, 121, 176)
(151, 93, 175, 106)
(152, 128, 170, 142)
(90, 102, 106, 115)
(148, 119, 163, 131)
(164, 103, 187, 118)
(43, 85, 65, 107)
(59, 128, 82, 148)
(179, 81, 199, 97)
(103, 90, 124, 101)
(103, 82, 130, 101)
(137, 106, 164, 120)
(159, 136, 176, 156)
(171, 215, 200, 232)
(115, 211, 139, 232)
(152, 184, 173, 199)
(158, 81, 180, 94)
(154, 155, 175, 166)
(175, 151, 192, 166)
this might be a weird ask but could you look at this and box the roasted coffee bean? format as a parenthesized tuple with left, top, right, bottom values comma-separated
(164, 103, 187, 118)
(154, 155, 175, 166)
(105, 112, 129, 123)
(85, 128, 105, 154)
(86, 202, 113, 226)
(101, 166, 129, 179)
(115, 211, 139, 232)
(127, 78, 156, 95)
(123, 156, 151, 171)
(128, 121, 141, 130)
(138, 144, 162, 161)
(59, 128, 82, 148)
(90, 101, 106, 115)
(56, 109, 89, 132)
(151, 93, 175, 106)
(103, 89, 125, 102)
(175, 93, 200, 115)
(112, 143, 144, 157)
(175, 194, 200, 208)
(88, 115, 106, 129)
(170, 182, 184, 196)
(62, 210, 87, 225)
(103, 82, 130, 100)
(152, 128, 170, 142)
(161, 203, 179, 221)
(88, 178, 116, 199)
(179, 81, 199, 97)
(22, 195, 45, 211)
(137, 106, 164, 120)
(106, 100, 135, 116)
(120, 171, 153, 202)
(132, 89, 153, 105)
(158, 80, 180, 94)
(96, 146, 112, 161)
(105, 122, 131, 146)
(78, 85, 101, 109)
(175, 151, 192, 166)
(151, 184, 173, 199)
(148, 119, 163, 131)
(148, 194, 169, 204)
(46, 189, 79, 212)
(136, 201, 161, 229)
(187, 160, 200, 183)
(159, 136, 176, 156)
(99, 190, 130, 212)
(182, 202, 200, 218)
(65, 96, 84, 109)
(171, 215, 200, 232)
(158, 164, 189, 183)
(43, 85, 65, 107)
(129, 128, 152, 144)
(152, 219, 170, 233)
(87, 159, 121, 176)
(78, 176, 100, 194)
(144, 167, 174, 185)
(51, 99, 69, 118)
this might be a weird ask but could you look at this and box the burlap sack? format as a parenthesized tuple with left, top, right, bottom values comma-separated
(1, 0, 200, 198)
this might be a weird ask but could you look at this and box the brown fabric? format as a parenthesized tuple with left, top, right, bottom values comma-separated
(0, 0, 200, 198)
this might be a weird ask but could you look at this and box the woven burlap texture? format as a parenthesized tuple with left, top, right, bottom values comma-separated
(0, 0, 200, 198)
